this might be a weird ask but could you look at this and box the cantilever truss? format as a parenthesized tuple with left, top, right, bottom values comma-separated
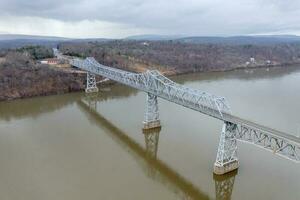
(54, 48, 300, 164)
(69, 56, 231, 120)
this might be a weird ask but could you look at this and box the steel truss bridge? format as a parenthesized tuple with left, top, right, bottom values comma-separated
(54, 48, 300, 175)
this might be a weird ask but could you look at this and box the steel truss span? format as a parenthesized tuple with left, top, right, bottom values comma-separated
(54, 49, 300, 173)
(55, 49, 230, 120)
(71, 57, 231, 119)
(236, 124, 300, 162)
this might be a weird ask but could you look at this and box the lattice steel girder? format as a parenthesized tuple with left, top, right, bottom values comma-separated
(68, 55, 232, 122)
(215, 122, 239, 168)
(85, 72, 98, 93)
(144, 93, 159, 123)
(236, 124, 300, 162)
(68, 56, 231, 120)
(143, 93, 161, 129)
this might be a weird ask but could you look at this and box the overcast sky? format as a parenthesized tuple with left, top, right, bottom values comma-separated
(0, 0, 300, 38)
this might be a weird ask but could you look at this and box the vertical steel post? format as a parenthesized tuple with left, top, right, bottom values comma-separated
(214, 122, 239, 175)
(143, 93, 161, 129)
(85, 72, 99, 93)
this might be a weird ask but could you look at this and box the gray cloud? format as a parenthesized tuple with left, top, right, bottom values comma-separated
(1, 0, 300, 37)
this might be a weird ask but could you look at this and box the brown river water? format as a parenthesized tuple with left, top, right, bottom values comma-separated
(0, 66, 300, 200)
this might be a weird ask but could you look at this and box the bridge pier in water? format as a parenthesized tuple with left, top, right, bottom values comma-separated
(214, 122, 239, 175)
(85, 72, 99, 93)
(143, 93, 161, 130)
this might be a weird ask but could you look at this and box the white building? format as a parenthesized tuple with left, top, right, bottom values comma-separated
(40, 58, 60, 65)
(250, 57, 256, 63)
(141, 42, 150, 46)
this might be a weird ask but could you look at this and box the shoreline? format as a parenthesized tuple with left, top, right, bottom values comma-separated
(1, 62, 299, 102)
(164, 62, 300, 77)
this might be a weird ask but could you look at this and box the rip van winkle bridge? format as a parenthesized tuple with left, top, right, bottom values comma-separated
(54, 48, 300, 175)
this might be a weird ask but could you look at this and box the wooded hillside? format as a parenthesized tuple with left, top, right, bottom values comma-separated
(0, 47, 85, 100)
(59, 40, 300, 75)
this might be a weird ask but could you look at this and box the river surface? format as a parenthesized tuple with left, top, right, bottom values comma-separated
(0, 66, 300, 200)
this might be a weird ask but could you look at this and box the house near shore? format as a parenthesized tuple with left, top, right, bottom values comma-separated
(266, 60, 272, 65)
(40, 58, 61, 65)
(245, 57, 256, 66)
(141, 42, 150, 46)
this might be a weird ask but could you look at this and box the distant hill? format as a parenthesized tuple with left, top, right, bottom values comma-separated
(0, 34, 70, 41)
(2, 34, 300, 49)
(176, 35, 300, 45)
(125, 34, 300, 45)
(125, 34, 184, 41)
(0, 34, 110, 49)
(0, 39, 62, 49)
(0, 34, 69, 49)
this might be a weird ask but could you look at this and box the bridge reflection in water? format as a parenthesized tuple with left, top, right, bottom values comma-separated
(213, 171, 237, 200)
(78, 94, 237, 200)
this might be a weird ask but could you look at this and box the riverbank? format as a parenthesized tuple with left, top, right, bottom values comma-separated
(2, 42, 300, 101)
(162, 61, 300, 78)
(1, 59, 299, 102)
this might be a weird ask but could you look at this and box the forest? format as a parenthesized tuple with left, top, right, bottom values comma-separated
(59, 40, 300, 75)
(2, 40, 300, 100)
(0, 46, 85, 100)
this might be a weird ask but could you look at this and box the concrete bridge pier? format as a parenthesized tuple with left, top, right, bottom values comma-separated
(143, 93, 161, 130)
(85, 72, 99, 93)
(214, 122, 239, 175)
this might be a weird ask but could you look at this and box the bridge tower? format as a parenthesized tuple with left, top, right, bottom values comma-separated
(143, 93, 161, 129)
(213, 169, 237, 200)
(85, 72, 99, 93)
(214, 122, 239, 175)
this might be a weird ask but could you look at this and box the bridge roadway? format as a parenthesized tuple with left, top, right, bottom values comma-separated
(54, 48, 300, 173)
